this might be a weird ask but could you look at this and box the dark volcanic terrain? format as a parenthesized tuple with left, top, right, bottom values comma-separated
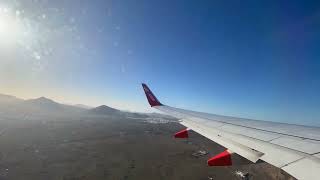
(0, 94, 295, 180)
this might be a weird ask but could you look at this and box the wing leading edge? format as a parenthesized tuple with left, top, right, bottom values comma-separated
(141, 83, 320, 180)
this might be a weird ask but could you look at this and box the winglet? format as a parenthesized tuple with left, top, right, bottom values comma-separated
(142, 83, 163, 107)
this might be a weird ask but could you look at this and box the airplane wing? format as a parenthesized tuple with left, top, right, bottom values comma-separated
(141, 83, 320, 180)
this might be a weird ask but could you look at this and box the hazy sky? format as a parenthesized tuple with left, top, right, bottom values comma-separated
(0, 0, 320, 125)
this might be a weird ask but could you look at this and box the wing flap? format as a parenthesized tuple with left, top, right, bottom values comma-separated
(180, 117, 305, 167)
(282, 157, 320, 180)
(219, 124, 280, 141)
(181, 119, 264, 163)
(270, 137, 320, 154)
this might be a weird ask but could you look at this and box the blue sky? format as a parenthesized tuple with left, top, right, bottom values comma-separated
(0, 0, 320, 126)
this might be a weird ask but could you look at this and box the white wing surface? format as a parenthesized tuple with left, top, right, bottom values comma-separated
(142, 83, 320, 180)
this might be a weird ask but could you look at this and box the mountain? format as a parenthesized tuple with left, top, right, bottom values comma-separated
(87, 105, 153, 118)
(0, 94, 23, 104)
(88, 105, 121, 115)
(0, 93, 175, 120)
(0, 93, 122, 117)
(0, 94, 24, 114)
(13, 97, 86, 115)
(23, 97, 62, 109)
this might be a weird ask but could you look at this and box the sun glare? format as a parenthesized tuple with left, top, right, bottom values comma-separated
(0, 6, 23, 46)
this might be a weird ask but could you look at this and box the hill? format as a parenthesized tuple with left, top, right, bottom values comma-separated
(88, 105, 121, 115)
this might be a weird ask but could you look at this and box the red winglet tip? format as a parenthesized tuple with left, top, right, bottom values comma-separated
(141, 83, 163, 107)
(174, 129, 189, 138)
(207, 150, 232, 166)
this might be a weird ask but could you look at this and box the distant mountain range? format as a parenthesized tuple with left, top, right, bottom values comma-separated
(0, 93, 174, 120)
(0, 94, 23, 104)
(0, 95, 86, 116)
